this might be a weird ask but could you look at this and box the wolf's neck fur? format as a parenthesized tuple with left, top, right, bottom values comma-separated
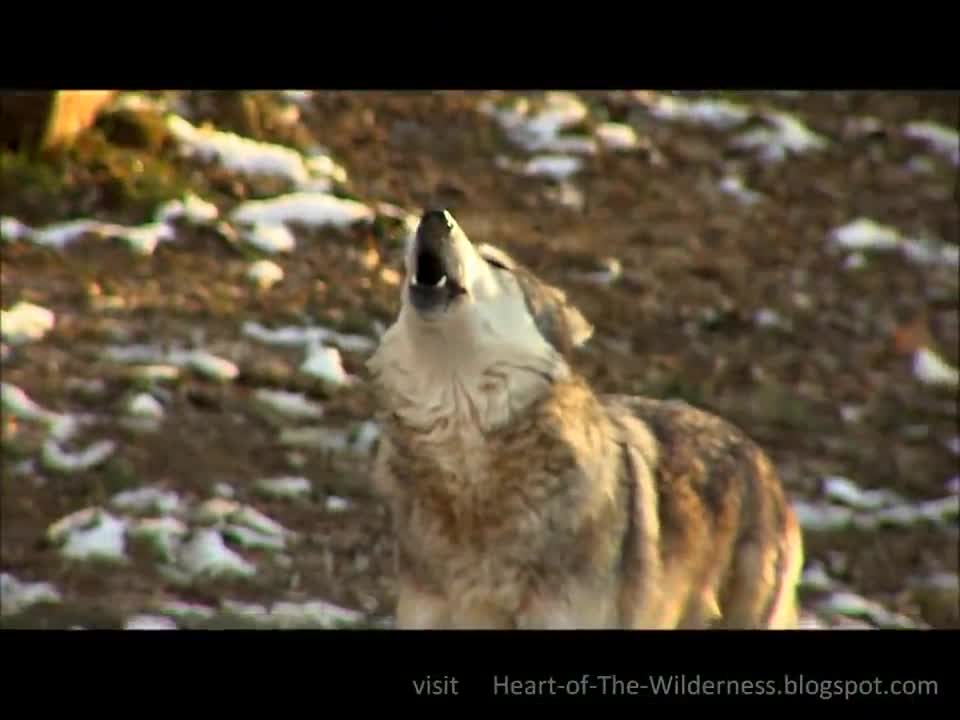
(367, 310, 573, 479)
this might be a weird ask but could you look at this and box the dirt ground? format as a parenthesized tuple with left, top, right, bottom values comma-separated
(1, 90, 957, 629)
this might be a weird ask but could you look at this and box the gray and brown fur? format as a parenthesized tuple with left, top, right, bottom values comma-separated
(366, 210, 804, 629)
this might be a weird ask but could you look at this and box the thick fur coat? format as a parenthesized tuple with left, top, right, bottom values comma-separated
(366, 210, 804, 629)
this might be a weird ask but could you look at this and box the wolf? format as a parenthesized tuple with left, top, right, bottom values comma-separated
(366, 209, 804, 629)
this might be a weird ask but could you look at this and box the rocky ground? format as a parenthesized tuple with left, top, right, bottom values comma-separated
(1, 90, 957, 630)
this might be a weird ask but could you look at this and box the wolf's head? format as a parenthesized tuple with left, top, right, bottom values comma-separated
(367, 209, 593, 433)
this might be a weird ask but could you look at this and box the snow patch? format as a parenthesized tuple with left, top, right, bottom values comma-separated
(156, 193, 220, 224)
(482, 92, 591, 154)
(793, 501, 854, 532)
(828, 218, 959, 271)
(1, 573, 62, 616)
(352, 421, 381, 453)
(6, 216, 180, 255)
(1, 216, 32, 242)
(909, 572, 958, 595)
(23, 219, 102, 249)
(230, 192, 374, 229)
(280, 90, 314, 105)
(246, 259, 285, 289)
(213, 482, 235, 499)
(524, 155, 583, 180)
(48, 508, 128, 562)
(637, 92, 751, 130)
(166, 114, 313, 185)
(822, 476, 902, 511)
(241, 223, 296, 254)
(1, 301, 55, 344)
(155, 601, 216, 621)
(269, 600, 365, 628)
(231, 505, 292, 540)
(221, 599, 269, 620)
(795, 480, 958, 532)
(301, 343, 356, 386)
(41, 437, 117, 474)
(1, 382, 64, 426)
(111, 487, 181, 515)
(816, 592, 926, 629)
(912, 347, 959, 388)
(174, 350, 239, 381)
(105, 345, 239, 382)
(843, 253, 868, 271)
(253, 389, 324, 420)
(255, 476, 313, 500)
(128, 364, 182, 383)
(718, 175, 764, 206)
(754, 308, 786, 329)
(732, 111, 827, 162)
(222, 524, 286, 551)
(178, 529, 256, 578)
(242, 320, 375, 354)
(103, 221, 175, 255)
(221, 598, 364, 628)
(128, 517, 189, 561)
(193, 498, 241, 525)
(125, 393, 165, 421)
(903, 121, 959, 166)
(595, 122, 640, 151)
(278, 422, 377, 455)
(125, 614, 178, 630)
(325, 496, 350, 512)
(798, 562, 842, 593)
(863, 496, 957, 530)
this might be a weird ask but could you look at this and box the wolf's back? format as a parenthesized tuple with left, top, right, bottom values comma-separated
(603, 393, 804, 628)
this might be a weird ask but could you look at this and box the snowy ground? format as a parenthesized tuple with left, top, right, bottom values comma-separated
(2, 90, 957, 629)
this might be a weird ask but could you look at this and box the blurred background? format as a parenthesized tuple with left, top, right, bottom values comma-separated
(1, 89, 957, 629)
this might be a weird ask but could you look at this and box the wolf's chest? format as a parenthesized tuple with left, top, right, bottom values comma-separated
(387, 418, 582, 583)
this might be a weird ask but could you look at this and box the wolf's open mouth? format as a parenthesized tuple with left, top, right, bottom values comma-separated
(413, 248, 448, 288)
(409, 246, 465, 313)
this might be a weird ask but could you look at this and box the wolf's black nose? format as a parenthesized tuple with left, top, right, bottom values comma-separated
(418, 209, 453, 243)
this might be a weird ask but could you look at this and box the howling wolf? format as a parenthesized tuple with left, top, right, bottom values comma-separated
(366, 209, 804, 629)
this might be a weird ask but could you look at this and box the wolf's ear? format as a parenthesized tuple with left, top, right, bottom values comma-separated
(514, 268, 594, 355)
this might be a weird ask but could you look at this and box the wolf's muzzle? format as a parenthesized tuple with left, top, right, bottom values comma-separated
(409, 209, 466, 314)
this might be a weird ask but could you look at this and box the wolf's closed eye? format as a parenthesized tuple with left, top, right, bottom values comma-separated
(478, 244, 515, 271)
